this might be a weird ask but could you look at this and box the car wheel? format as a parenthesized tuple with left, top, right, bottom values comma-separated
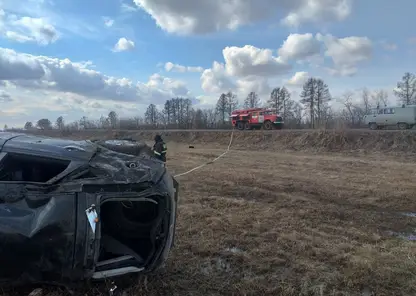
(263, 121, 273, 130)
(398, 122, 408, 130)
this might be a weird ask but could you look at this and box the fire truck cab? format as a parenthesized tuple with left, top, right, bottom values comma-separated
(230, 108, 284, 130)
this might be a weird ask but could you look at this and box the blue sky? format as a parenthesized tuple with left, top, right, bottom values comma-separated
(0, 0, 415, 127)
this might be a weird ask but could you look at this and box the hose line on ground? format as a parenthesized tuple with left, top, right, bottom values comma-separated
(173, 128, 235, 178)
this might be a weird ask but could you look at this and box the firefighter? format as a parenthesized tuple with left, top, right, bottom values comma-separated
(152, 134, 167, 163)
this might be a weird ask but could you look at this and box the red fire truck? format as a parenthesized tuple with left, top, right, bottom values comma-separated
(230, 108, 284, 130)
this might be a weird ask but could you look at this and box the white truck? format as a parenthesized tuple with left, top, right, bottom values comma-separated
(364, 105, 416, 130)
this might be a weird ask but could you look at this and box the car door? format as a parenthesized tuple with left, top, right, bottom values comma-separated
(375, 108, 386, 125)
(383, 108, 395, 126)
(251, 112, 259, 124)
(258, 112, 265, 123)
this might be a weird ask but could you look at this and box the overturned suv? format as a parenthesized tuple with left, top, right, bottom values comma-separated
(0, 132, 178, 286)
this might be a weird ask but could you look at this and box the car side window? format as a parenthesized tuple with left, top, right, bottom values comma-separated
(368, 108, 377, 115)
(378, 108, 384, 114)
(0, 152, 70, 183)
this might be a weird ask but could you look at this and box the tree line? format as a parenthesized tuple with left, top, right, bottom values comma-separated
(14, 71, 416, 131)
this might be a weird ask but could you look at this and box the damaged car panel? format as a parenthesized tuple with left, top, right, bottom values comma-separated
(0, 132, 179, 287)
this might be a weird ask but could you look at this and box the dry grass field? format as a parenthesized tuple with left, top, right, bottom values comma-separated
(2, 130, 416, 296)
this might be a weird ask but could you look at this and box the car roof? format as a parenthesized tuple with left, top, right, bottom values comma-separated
(0, 132, 98, 161)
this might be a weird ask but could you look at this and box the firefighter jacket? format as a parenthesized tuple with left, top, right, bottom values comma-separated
(153, 140, 167, 162)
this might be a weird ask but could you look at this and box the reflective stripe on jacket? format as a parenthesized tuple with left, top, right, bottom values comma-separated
(153, 141, 167, 162)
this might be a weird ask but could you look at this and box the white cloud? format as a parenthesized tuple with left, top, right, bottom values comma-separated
(133, 0, 352, 35)
(113, 37, 135, 52)
(0, 90, 12, 103)
(200, 45, 289, 98)
(121, 2, 138, 13)
(0, 10, 59, 45)
(0, 47, 191, 105)
(0, 86, 157, 127)
(196, 94, 220, 106)
(223, 45, 291, 77)
(164, 62, 203, 73)
(236, 76, 271, 97)
(281, 0, 351, 27)
(0, 48, 46, 80)
(5, 30, 33, 42)
(278, 33, 321, 61)
(103, 17, 114, 27)
(285, 71, 309, 86)
(200, 32, 373, 99)
(317, 33, 373, 76)
(201, 61, 235, 94)
(145, 73, 191, 99)
(0, 0, 103, 41)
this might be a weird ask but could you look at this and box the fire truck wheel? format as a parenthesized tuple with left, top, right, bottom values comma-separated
(263, 121, 273, 130)
(237, 121, 244, 130)
(244, 122, 251, 130)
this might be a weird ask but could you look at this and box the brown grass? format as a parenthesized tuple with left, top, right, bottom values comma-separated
(3, 130, 416, 296)
(31, 128, 416, 155)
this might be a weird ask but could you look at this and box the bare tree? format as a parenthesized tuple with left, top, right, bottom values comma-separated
(163, 100, 172, 125)
(181, 98, 193, 129)
(300, 78, 316, 128)
(372, 89, 389, 108)
(216, 93, 228, 124)
(320, 105, 335, 129)
(133, 116, 144, 128)
(108, 111, 118, 128)
(24, 122, 33, 130)
(341, 91, 356, 126)
(67, 121, 79, 131)
(292, 102, 303, 127)
(80, 116, 88, 129)
(99, 116, 109, 129)
(203, 108, 217, 128)
(244, 91, 260, 108)
(226, 91, 238, 116)
(145, 104, 158, 126)
(37, 118, 52, 130)
(193, 109, 205, 129)
(315, 79, 331, 127)
(300, 77, 331, 128)
(268, 87, 293, 120)
(55, 116, 64, 130)
(361, 87, 372, 115)
(394, 72, 416, 105)
(268, 87, 285, 113)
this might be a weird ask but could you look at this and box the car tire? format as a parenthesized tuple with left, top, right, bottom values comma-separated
(263, 121, 273, 130)
(398, 122, 408, 130)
